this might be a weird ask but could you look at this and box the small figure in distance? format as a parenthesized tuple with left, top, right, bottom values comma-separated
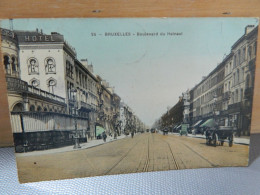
(131, 131, 134, 138)
(102, 131, 107, 142)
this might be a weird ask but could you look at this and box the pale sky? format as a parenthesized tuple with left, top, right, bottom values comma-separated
(1, 18, 258, 126)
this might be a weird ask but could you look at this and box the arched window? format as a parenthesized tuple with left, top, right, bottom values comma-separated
(30, 78, 40, 88)
(29, 105, 35, 112)
(37, 106, 42, 112)
(12, 103, 24, 112)
(44, 107, 48, 112)
(47, 78, 57, 94)
(4, 55, 11, 74)
(28, 58, 39, 74)
(45, 57, 56, 74)
(11, 57, 17, 73)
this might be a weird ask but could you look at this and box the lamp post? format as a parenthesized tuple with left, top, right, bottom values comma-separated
(71, 88, 81, 149)
(213, 93, 217, 124)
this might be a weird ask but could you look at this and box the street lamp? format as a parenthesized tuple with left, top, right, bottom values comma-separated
(71, 88, 81, 149)
(213, 93, 217, 124)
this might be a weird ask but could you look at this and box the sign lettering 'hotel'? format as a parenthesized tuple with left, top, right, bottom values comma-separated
(23, 35, 55, 42)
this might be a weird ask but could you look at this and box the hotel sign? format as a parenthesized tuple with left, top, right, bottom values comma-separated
(24, 35, 55, 42)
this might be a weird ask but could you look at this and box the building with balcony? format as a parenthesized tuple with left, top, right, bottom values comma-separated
(189, 25, 258, 136)
(225, 25, 258, 136)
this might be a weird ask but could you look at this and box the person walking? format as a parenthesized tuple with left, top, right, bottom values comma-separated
(102, 132, 107, 142)
(131, 131, 134, 138)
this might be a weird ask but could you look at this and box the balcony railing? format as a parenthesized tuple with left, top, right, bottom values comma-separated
(28, 86, 65, 104)
(80, 101, 92, 111)
(6, 76, 28, 92)
(228, 102, 242, 113)
(248, 59, 256, 71)
(223, 91, 231, 100)
(244, 87, 253, 99)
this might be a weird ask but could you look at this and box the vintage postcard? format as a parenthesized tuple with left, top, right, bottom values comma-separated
(0, 18, 258, 183)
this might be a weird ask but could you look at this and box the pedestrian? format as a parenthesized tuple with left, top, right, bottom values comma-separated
(102, 132, 107, 142)
(131, 131, 134, 138)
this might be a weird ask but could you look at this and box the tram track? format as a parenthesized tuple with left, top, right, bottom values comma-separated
(159, 136, 180, 170)
(103, 135, 142, 175)
(167, 135, 218, 168)
(142, 134, 150, 172)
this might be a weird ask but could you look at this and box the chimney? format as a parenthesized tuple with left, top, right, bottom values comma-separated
(245, 25, 255, 35)
(81, 59, 88, 67)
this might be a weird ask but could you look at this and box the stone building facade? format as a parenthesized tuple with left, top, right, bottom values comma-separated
(189, 25, 258, 136)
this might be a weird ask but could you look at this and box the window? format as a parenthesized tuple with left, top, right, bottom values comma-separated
(237, 69, 240, 83)
(30, 78, 40, 88)
(45, 58, 56, 74)
(248, 46, 252, 60)
(29, 105, 35, 111)
(47, 78, 57, 94)
(37, 106, 42, 112)
(11, 57, 17, 73)
(28, 58, 39, 74)
(4, 55, 11, 74)
(242, 47, 246, 62)
(238, 50, 241, 65)
(234, 55, 237, 67)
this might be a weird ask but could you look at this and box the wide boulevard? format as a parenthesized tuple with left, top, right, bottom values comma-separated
(17, 133, 249, 183)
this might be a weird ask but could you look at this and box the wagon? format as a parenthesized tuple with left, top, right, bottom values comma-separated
(205, 126, 236, 147)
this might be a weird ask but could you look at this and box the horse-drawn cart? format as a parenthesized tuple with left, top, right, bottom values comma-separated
(205, 126, 236, 147)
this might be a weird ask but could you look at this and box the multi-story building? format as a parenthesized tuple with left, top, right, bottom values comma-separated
(190, 25, 258, 136)
(2, 27, 145, 151)
(14, 29, 100, 138)
(225, 25, 258, 136)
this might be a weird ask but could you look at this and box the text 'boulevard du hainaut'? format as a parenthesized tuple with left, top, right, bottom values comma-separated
(91, 32, 183, 37)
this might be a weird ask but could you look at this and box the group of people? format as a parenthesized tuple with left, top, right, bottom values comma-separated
(100, 130, 135, 142)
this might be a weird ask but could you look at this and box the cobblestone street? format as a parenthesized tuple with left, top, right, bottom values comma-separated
(17, 133, 249, 183)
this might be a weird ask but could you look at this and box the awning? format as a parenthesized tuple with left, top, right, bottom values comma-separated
(200, 119, 216, 128)
(193, 120, 202, 127)
(96, 126, 105, 136)
(177, 125, 182, 129)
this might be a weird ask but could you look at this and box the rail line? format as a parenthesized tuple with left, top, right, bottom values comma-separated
(142, 134, 150, 172)
(167, 135, 217, 168)
(103, 135, 142, 175)
(181, 142, 218, 167)
(160, 137, 180, 170)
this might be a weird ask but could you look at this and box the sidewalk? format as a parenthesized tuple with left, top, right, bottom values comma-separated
(168, 132, 250, 145)
(187, 134, 250, 145)
(16, 134, 129, 157)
